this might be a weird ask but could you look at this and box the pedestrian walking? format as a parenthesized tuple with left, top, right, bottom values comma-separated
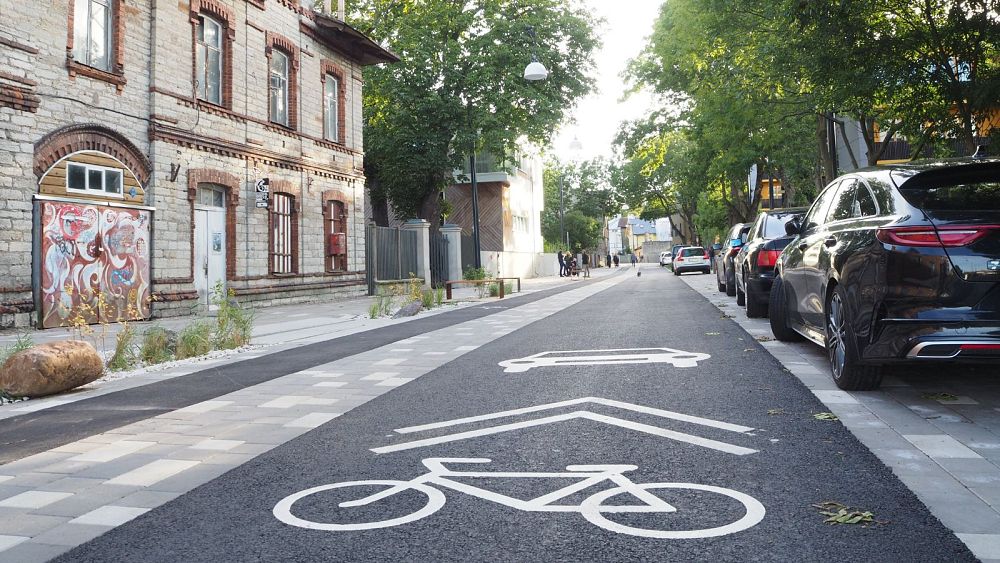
(606, 253, 612, 268)
(630, 254, 637, 267)
(557, 250, 565, 277)
(709, 244, 717, 273)
(613, 254, 620, 267)
(581, 252, 590, 278)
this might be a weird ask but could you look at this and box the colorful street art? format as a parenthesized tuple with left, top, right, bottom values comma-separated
(39, 201, 151, 328)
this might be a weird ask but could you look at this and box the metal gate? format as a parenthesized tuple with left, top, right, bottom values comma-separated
(366, 224, 420, 295)
(429, 232, 449, 287)
(460, 233, 476, 272)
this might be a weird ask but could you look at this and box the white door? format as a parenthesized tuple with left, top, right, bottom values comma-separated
(193, 186, 227, 309)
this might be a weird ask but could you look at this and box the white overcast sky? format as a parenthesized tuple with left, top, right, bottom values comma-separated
(549, 0, 664, 163)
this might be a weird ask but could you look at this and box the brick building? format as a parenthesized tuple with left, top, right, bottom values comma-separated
(0, 0, 396, 328)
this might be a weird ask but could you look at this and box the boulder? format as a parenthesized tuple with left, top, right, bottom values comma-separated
(0, 340, 104, 398)
(392, 301, 423, 319)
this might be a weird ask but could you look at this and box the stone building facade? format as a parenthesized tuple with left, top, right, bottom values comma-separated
(0, 0, 396, 328)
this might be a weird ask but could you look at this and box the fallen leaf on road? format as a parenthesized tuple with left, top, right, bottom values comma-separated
(811, 501, 884, 526)
(922, 392, 959, 402)
(813, 412, 839, 421)
(767, 408, 784, 415)
(705, 332, 720, 336)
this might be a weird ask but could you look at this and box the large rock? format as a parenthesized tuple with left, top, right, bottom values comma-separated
(392, 301, 423, 318)
(0, 340, 104, 398)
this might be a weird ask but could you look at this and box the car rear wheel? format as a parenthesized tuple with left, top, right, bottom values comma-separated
(745, 274, 768, 318)
(736, 277, 746, 306)
(725, 265, 737, 297)
(716, 266, 726, 292)
(826, 285, 882, 391)
(768, 275, 802, 342)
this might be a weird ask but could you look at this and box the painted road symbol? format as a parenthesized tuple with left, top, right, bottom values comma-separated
(373, 396, 757, 456)
(273, 457, 766, 539)
(499, 348, 710, 373)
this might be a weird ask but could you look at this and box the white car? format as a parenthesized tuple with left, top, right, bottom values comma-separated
(659, 251, 672, 266)
(499, 348, 711, 373)
(673, 246, 710, 276)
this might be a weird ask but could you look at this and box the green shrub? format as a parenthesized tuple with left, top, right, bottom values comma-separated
(435, 286, 444, 306)
(463, 266, 487, 280)
(176, 321, 212, 359)
(139, 325, 174, 365)
(211, 282, 255, 350)
(487, 282, 514, 297)
(421, 288, 435, 309)
(0, 331, 33, 365)
(107, 324, 138, 371)
(368, 299, 382, 319)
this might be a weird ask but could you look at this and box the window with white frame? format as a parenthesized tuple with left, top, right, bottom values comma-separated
(66, 161, 123, 197)
(269, 50, 290, 126)
(324, 74, 340, 142)
(73, 0, 113, 70)
(195, 15, 223, 105)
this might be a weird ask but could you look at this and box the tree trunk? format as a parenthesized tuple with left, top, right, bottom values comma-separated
(816, 113, 836, 189)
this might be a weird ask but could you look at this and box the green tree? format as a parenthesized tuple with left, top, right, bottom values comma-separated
(352, 0, 600, 223)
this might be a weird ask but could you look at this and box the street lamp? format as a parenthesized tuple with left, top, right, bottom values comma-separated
(468, 27, 547, 269)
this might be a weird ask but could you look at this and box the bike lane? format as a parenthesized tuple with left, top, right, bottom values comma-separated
(56, 267, 975, 562)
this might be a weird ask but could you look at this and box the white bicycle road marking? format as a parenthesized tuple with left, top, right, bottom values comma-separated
(273, 457, 766, 539)
(498, 348, 711, 373)
(373, 397, 757, 456)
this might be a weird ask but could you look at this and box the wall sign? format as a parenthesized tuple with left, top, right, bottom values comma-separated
(255, 178, 270, 209)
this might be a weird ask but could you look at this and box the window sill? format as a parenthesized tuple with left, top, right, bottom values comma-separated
(66, 60, 126, 92)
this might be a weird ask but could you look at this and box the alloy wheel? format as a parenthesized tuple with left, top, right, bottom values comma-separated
(826, 293, 847, 380)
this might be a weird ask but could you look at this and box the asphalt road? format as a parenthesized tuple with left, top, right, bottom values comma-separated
(58, 267, 974, 562)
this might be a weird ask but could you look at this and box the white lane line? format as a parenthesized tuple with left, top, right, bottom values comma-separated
(394, 396, 754, 435)
(373, 411, 757, 456)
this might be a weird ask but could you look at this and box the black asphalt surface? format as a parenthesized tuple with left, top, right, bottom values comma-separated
(58, 268, 974, 561)
(0, 279, 603, 464)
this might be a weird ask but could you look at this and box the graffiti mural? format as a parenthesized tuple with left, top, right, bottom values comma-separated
(39, 201, 151, 328)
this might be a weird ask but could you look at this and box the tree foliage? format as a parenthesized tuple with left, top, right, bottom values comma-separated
(616, 0, 1000, 240)
(541, 158, 617, 251)
(352, 0, 600, 221)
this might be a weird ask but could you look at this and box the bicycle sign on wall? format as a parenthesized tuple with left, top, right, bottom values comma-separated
(273, 397, 766, 539)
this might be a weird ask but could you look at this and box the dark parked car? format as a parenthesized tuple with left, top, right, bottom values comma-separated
(714, 223, 749, 296)
(734, 208, 807, 318)
(769, 158, 1000, 391)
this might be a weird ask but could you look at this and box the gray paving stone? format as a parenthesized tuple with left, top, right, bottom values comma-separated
(28, 523, 110, 547)
(144, 462, 235, 494)
(0, 540, 71, 563)
(937, 458, 1000, 486)
(0, 512, 67, 536)
(30, 485, 139, 518)
(114, 490, 182, 509)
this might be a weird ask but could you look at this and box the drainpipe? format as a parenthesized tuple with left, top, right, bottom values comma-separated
(148, 0, 158, 316)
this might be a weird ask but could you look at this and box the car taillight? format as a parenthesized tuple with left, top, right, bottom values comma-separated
(876, 225, 994, 247)
(676, 256, 684, 261)
(703, 251, 709, 260)
(757, 250, 781, 268)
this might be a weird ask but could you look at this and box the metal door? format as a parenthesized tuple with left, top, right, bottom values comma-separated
(193, 186, 227, 309)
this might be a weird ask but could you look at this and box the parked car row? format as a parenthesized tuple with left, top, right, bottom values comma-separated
(709, 157, 1000, 391)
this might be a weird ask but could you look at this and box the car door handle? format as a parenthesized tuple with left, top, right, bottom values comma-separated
(824, 236, 837, 247)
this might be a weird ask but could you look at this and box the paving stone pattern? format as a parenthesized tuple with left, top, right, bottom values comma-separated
(0, 275, 626, 562)
(679, 270, 1000, 562)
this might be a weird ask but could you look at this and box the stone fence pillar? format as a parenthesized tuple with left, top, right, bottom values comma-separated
(401, 219, 431, 287)
(440, 224, 463, 282)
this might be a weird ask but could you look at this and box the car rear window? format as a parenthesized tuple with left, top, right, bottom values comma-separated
(761, 214, 800, 238)
(892, 166, 1000, 211)
(681, 247, 704, 257)
(901, 182, 1000, 211)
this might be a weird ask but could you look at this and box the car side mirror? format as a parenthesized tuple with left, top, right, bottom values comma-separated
(730, 238, 743, 247)
(785, 220, 801, 236)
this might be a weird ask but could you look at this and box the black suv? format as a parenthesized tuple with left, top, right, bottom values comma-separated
(769, 158, 1000, 390)
(734, 208, 807, 317)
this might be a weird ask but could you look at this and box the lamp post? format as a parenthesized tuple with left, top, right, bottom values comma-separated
(468, 27, 548, 269)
